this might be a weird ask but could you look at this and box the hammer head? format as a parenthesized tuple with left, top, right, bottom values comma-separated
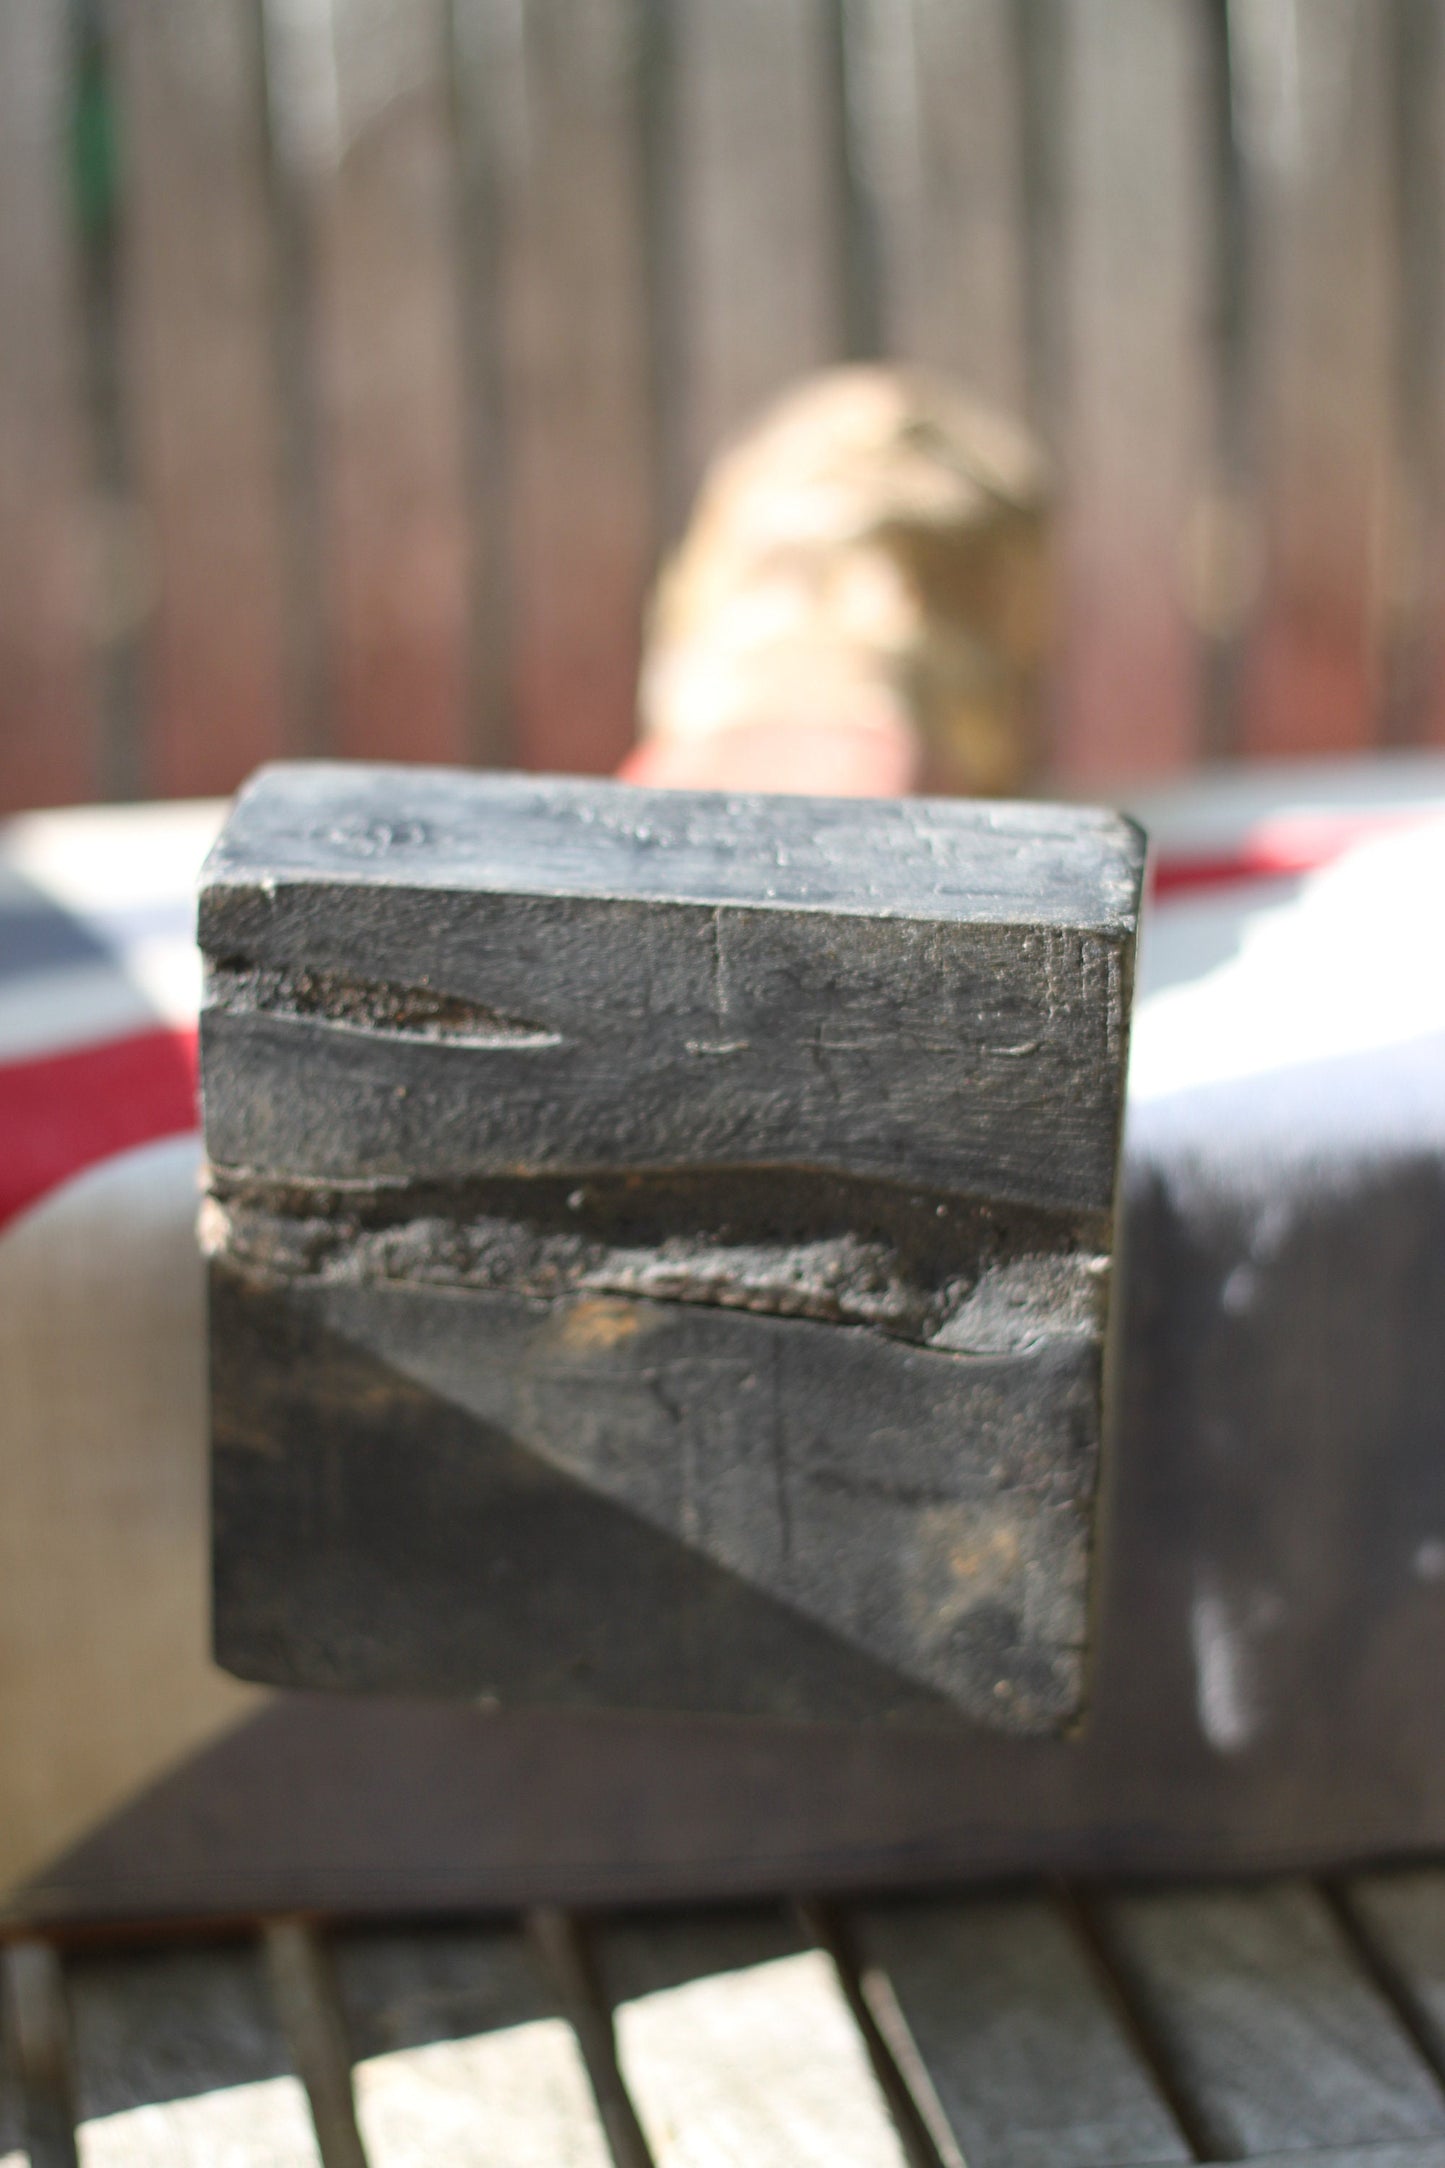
(200, 764, 1142, 1733)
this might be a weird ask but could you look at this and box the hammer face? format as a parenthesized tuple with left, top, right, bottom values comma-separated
(200, 764, 1143, 1734)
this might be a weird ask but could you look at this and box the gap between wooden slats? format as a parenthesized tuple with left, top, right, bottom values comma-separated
(1051, 0, 1213, 786)
(1086, 1880, 1445, 2161)
(842, 1890, 1192, 2168)
(105, 0, 293, 800)
(528, 1908, 655, 2168)
(0, 2, 99, 813)
(263, 0, 473, 770)
(265, 1920, 368, 2168)
(802, 1902, 957, 2168)
(465, 0, 654, 775)
(1225, 0, 1397, 758)
(595, 1904, 916, 2166)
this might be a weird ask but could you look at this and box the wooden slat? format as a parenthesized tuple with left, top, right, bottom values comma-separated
(1340, 1870, 1445, 2082)
(469, 0, 654, 774)
(106, 0, 292, 799)
(598, 1908, 910, 2166)
(662, 0, 846, 527)
(0, 0, 97, 812)
(844, 0, 1029, 415)
(67, 1941, 320, 2165)
(1182, 2150, 1445, 2168)
(334, 1919, 613, 2168)
(1229, 0, 1396, 755)
(1094, 1881, 1445, 2159)
(599, 1904, 816, 2007)
(1053, 0, 1211, 783)
(266, 0, 472, 769)
(847, 1894, 1190, 2168)
(3, 1941, 79, 2168)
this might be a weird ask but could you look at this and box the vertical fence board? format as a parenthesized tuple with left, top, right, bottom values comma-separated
(446, 0, 513, 770)
(480, 0, 654, 774)
(1387, 0, 1445, 749)
(1011, 0, 1069, 449)
(1053, 0, 1211, 784)
(845, 0, 1028, 417)
(664, 0, 847, 523)
(109, 0, 291, 800)
(1231, 0, 1396, 756)
(74, 1, 148, 804)
(324, 0, 472, 767)
(269, 0, 473, 769)
(0, 1, 97, 813)
(1, 0, 1427, 802)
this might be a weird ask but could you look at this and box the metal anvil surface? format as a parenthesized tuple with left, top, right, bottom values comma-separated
(200, 764, 1143, 1734)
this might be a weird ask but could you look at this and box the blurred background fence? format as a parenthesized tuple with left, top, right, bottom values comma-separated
(3, 0, 1444, 813)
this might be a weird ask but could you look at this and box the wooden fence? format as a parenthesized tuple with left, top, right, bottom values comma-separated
(2, 0, 1443, 813)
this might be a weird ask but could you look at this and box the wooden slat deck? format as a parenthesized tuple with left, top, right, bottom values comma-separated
(7, 1873, 1445, 2167)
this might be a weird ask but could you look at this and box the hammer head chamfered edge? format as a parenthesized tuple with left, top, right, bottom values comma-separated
(200, 762, 1144, 1735)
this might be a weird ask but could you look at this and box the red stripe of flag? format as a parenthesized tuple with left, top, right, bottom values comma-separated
(1150, 808, 1433, 896)
(0, 1026, 198, 1233)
